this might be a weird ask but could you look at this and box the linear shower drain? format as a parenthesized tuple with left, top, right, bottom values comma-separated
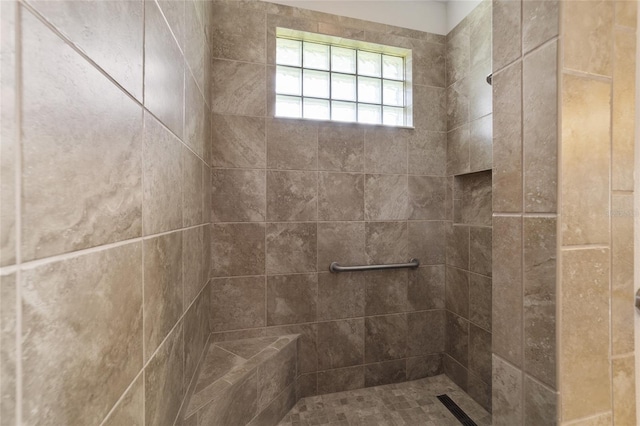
(436, 394, 478, 426)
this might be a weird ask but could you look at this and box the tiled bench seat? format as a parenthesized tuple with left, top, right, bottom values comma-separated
(181, 335, 299, 426)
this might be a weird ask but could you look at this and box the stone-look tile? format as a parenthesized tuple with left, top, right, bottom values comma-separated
(317, 366, 365, 394)
(468, 61, 492, 121)
(212, 169, 265, 222)
(257, 342, 297, 411)
(493, 216, 523, 367)
(406, 354, 443, 380)
(144, 233, 183, 360)
(492, 355, 523, 426)
(211, 223, 265, 277)
(317, 319, 364, 370)
(102, 374, 144, 426)
(211, 2, 265, 62)
(145, 324, 184, 426)
(266, 223, 317, 274)
(144, 0, 183, 137)
(365, 314, 407, 363)
(408, 266, 445, 311)
(446, 22, 469, 86)
(469, 273, 492, 332)
(215, 337, 277, 360)
(183, 226, 205, 306)
(612, 355, 636, 425)
(317, 272, 365, 320)
(469, 114, 492, 173)
(445, 312, 468, 366)
(443, 354, 468, 391)
(454, 171, 492, 227)
(408, 176, 446, 220)
(468, 324, 491, 384)
(446, 266, 469, 319)
(0, 272, 16, 423)
(318, 173, 364, 221)
(21, 243, 143, 425)
(408, 130, 446, 176)
(197, 369, 258, 426)
(211, 276, 266, 331)
(446, 224, 469, 270)
(447, 124, 470, 176)
(612, 30, 636, 191)
(616, 0, 637, 28)
(212, 59, 266, 116)
(266, 323, 318, 374)
(408, 221, 446, 265)
(493, 0, 521, 72)
(318, 125, 364, 172)
(21, 12, 142, 260)
(524, 41, 557, 213)
(524, 217, 556, 387)
(250, 384, 296, 426)
(524, 377, 557, 426)
(467, 373, 491, 413)
(365, 222, 407, 265)
(469, 227, 491, 277)
(317, 222, 365, 272)
(364, 174, 408, 221)
(185, 71, 206, 159)
(365, 270, 408, 316)
(267, 119, 318, 171)
(413, 85, 447, 132)
(560, 249, 611, 421)
(267, 274, 317, 325)
(267, 171, 317, 222)
(266, 13, 318, 65)
(364, 129, 407, 174)
(493, 63, 522, 213)
(561, 74, 611, 245)
(612, 195, 634, 355)
(523, 0, 559, 54)
(407, 310, 445, 357)
(365, 360, 406, 388)
(412, 39, 445, 87)
(446, 176, 454, 221)
(157, 0, 184, 56)
(184, 1, 208, 96)
(211, 115, 266, 169)
(469, 0, 491, 69)
(296, 373, 318, 399)
(142, 113, 182, 235)
(183, 148, 204, 227)
(446, 78, 469, 131)
(563, 0, 614, 77)
(184, 288, 210, 388)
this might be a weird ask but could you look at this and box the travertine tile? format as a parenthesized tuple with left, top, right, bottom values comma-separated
(211, 2, 265, 62)
(365, 360, 406, 387)
(267, 274, 317, 325)
(492, 355, 522, 426)
(144, 232, 183, 360)
(365, 270, 408, 315)
(407, 130, 446, 176)
(266, 119, 318, 171)
(469, 114, 492, 173)
(523, 0, 559, 54)
(493, 0, 521, 72)
(102, 374, 144, 426)
(212, 59, 266, 116)
(212, 169, 266, 222)
(612, 194, 634, 355)
(317, 222, 365, 271)
(365, 314, 407, 363)
(317, 366, 365, 394)
(493, 63, 522, 213)
(21, 11, 143, 260)
(524, 41, 557, 213)
(211, 276, 266, 331)
(612, 355, 636, 426)
(317, 319, 364, 369)
(408, 266, 445, 311)
(364, 174, 408, 221)
(364, 128, 408, 174)
(408, 176, 446, 220)
(615, 0, 637, 28)
(365, 222, 408, 265)
(408, 221, 446, 265)
(0, 272, 16, 423)
(560, 249, 611, 421)
(267, 171, 317, 222)
(211, 223, 265, 277)
(21, 243, 143, 425)
(469, 226, 492, 277)
(318, 124, 364, 172)
(445, 312, 469, 366)
(561, 73, 611, 245)
(318, 172, 364, 221)
(266, 223, 317, 274)
(469, 273, 492, 332)
(563, 0, 614, 77)
(407, 310, 445, 356)
(211, 115, 266, 169)
(524, 376, 557, 426)
(412, 39, 446, 87)
(317, 272, 365, 320)
(446, 224, 470, 270)
(447, 124, 470, 176)
(183, 147, 204, 227)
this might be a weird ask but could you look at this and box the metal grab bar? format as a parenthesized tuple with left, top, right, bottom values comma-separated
(329, 258, 420, 273)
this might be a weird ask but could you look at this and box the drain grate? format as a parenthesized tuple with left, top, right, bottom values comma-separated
(436, 394, 478, 426)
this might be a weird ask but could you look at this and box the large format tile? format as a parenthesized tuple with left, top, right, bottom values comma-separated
(257, 343, 297, 411)
(492, 0, 521, 72)
(317, 125, 364, 172)
(407, 310, 445, 357)
(412, 39, 445, 87)
(267, 171, 317, 222)
(266, 323, 318, 374)
(182, 147, 204, 227)
(211, 2, 265, 63)
(211, 115, 266, 169)
(446, 224, 469, 270)
(317, 222, 365, 271)
(446, 21, 469, 86)
(365, 270, 408, 315)
(523, 0, 559, 54)
(413, 85, 446, 131)
(612, 355, 636, 426)
(317, 366, 365, 394)
(447, 124, 470, 176)
(492, 355, 522, 426)
(212, 59, 266, 116)
(468, 324, 491, 384)
(469, 226, 491, 277)
(445, 266, 469, 319)
(266, 119, 318, 171)
(318, 173, 364, 221)
(21, 10, 142, 260)
(612, 194, 634, 356)
(317, 272, 365, 320)
(211, 276, 266, 331)
(469, 114, 492, 173)
(407, 130, 446, 176)
(267, 274, 317, 325)
(524, 377, 557, 426)
(408, 265, 445, 311)
(364, 128, 408, 174)
(0, 272, 16, 424)
(408, 221, 445, 265)
(266, 223, 317, 274)
(211, 223, 265, 277)
(364, 174, 408, 221)
(317, 319, 364, 370)
(212, 169, 266, 222)
(365, 360, 406, 388)
(21, 243, 143, 425)
(102, 374, 144, 426)
(408, 176, 446, 220)
(365, 222, 407, 265)
(469, 273, 491, 331)
(445, 312, 469, 366)
(183, 226, 206, 307)
(364, 314, 407, 363)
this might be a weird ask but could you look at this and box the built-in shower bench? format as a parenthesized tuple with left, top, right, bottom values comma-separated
(180, 334, 300, 426)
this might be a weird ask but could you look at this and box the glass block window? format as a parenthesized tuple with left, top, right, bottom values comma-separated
(275, 34, 410, 127)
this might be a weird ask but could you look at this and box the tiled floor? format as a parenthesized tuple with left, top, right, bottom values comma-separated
(278, 375, 491, 426)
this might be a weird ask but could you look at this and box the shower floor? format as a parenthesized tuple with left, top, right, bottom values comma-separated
(278, 375, 491, 426)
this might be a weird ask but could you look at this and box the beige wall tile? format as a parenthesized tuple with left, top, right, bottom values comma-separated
(469, 0, 492, 69)
(317, 366, 364, 394)
(365, 222, 408, 265)
(185, 73, 207, 159)
(469, 114, 492, 173)
(467, 373, 491, 413)
(611, 194, 634, 355)
(266, 119, 318, 171)
(412, 39, 446, 87)
(446, 224, 470, 270)
(412, 85, 447, 131)
(266, 274, 318, 325)
(211, 276, 266, 331)
(446, 78, 469, 131)
(560, 249, 611, 421)
(184, 285, 210, 386)
(468, 324, 491, 383)
(469, 60, 492, 121)
(446, 267, 469, 319)
(364, 128, 408, 174)
(157, 0, 184, 51)
(454, 171, 492, 226)
(524, 376, 557, 426)
(102, 374, 144, 426)
(407, 310, 445, 356)
(443, 354, 468, 390)
(407, 354, 443, 380)
(212, 169, 266, 222)
(364, 360, 406, 387)
(612, 355, 636, 426)
(211, 2, 265, 62)
(317, 319, 364, 369)
(317, 272, 365, 320)
(0, 272, 16, 423)
(183, 148, 204, 227)
(523, 0, 559, 54)
(615, 0, 637, 28)
(365, 270, 408, 315)
(212, 115, 266, 169)
(212, 59, 266, 116)
(447, 124, 470, 176)
(266, 222, 317, 274)
(446, 21, 469, 86)
(21, 10, 143, 260)
(445, 311, 469, 366)
(407, 130, 446, 176)
(493, 0, 521, 72)
(318, 125, 364, 172)
(21, 243, 143, 425)
(364, 174, 408, 221)
(492, 355, 523, 426)
(184, 3, 209, 99)
(561, 74, 611, 246)
(267, 171, 317, 222)
(365, 314, 408, 363)
(318, 172, 364, 221)
(469, 273, 491, 331)
(211, 223, 265, 277)
(408, 221, 446, 265)
(469, 227, 491, 277)
(317, 222, 365, 271)
(407, 265, 445, 311)
(563, 0, 614, 77)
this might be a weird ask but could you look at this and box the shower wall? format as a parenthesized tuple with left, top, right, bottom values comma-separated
(443, 0, 493, 414)
(209, 0, 449, 397)
(0, 1, 212, 424)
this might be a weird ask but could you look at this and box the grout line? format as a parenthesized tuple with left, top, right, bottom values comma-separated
(559, 244, 610, 252)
